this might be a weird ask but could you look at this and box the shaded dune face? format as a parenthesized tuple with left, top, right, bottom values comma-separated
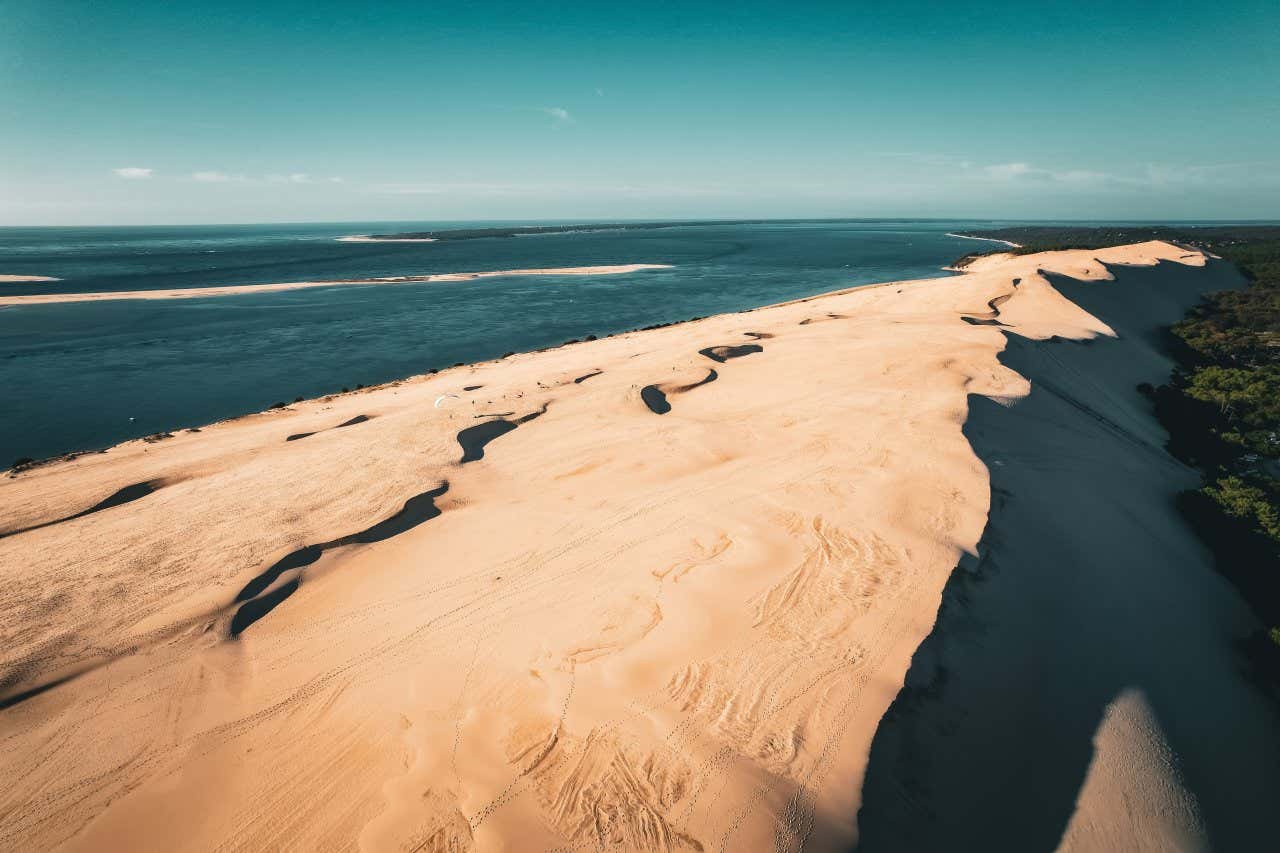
(229, 482, 450, 636)
(286, 414, 372, 442)
(0, 479, 161, 539)
(858, 259, 1280, 852)
(641, 339, 761, 415)
(640, 368, 719, 415)
(456, 404, 548, 462)
(3, 242, 1267, 853)
(698, 344, 763, 363)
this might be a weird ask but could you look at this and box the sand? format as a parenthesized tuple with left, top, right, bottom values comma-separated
(336, 236, 439, 243)
(855, 253, 1280, 850)
(0, 264, 673, 305)
(0, 274, 60, 283)
(0, 241, 1266, 852)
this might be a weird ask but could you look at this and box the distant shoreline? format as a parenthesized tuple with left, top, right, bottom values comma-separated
(0, 274, 61, 283)
(358, 219, 784, 242)
(0, 264, 673, 306)
(336, 235, 438, 243)
(945, 232, 1023, 248)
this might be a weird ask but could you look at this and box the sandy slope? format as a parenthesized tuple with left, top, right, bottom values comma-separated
(0, 242, 1227, 851)
(0, 264, 672, 305)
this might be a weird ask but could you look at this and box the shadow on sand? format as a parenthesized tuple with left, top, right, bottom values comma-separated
(855, 260, 1280, 851)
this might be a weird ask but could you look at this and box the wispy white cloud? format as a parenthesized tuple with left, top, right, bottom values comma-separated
(877, 152, 975, 169)
(262, 173, 325, 184)
(980, 162, 1115, 186)
(540, 106, 572, 123)
(113, 167, 153, 179)
(368, 180, 744, 198)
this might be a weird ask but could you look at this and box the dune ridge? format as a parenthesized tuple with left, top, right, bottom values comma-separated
(0, 241, 1243, 851)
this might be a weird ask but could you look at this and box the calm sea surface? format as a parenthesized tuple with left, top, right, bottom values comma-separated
(0, 220, 1010, 462)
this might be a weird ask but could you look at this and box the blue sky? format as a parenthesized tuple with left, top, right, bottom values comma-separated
(2, 0, 1278, 224)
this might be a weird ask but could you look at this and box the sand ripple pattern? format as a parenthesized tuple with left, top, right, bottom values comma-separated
(0, 241, 1214, 851)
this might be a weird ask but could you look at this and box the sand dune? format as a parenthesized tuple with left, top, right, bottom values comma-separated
(0, 274, 60, 283)
(1, 241, 1258, 852)
(0, 264, 672, 305)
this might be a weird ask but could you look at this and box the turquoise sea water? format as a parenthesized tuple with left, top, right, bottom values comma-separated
(0, 220, 1006, 462)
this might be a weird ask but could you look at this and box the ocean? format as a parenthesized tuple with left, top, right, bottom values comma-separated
(0, 219, 1008, 462)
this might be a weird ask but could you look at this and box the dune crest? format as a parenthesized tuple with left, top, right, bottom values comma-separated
(0, 241, 1215, 851)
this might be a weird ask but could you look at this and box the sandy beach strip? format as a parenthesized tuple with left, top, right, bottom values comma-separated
(945, 232, 1023, 248)
(0, 241, 1243, 852)
(336, 235, 439, 243)
(0, 274, 61, 283)
(0, 264, 673, 306)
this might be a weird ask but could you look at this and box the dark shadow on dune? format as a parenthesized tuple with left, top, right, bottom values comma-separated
(960, 292, 1014, 327)
(573, 370, 603, 384)
(287, 414, 371, 442)
(456, 404, 547, 463)
(698, 344, 762, 363)
(640, 385, 671, 414)
(743, 331, 773, 340)
(229, 482, 449, 637)
(0, 479, 161, 539)
(0, 673, 80, 712)
(673, 369, 718, 392)
(856, 259, 1280, 852)
(640, 368, 717, 415)
(457, 420, 517, 462)
(229, 578, 302, 636)
(233, 545, 324, 603)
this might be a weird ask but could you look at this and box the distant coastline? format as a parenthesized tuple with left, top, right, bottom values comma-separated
(944, 232, 1022, 248)
(0, 274, 61, 283)
(356, 219, 783, 242)
(336, 235, 438, 243)
(0, 264, 673, 306)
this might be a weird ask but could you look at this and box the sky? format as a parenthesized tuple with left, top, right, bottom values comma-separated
(2, 0, 1278, 224)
